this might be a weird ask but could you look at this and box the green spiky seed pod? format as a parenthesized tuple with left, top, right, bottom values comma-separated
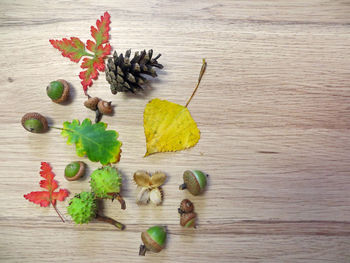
(90, 166, 122, 199)
(105, 49, 163, 94)
(67, 192, 97, 224)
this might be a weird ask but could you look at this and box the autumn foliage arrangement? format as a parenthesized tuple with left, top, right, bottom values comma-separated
(23, 11, 209, 255)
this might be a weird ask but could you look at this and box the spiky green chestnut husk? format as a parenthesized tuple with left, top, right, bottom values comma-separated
(90, 166, 122, 199)
(67, 192, 97, 224)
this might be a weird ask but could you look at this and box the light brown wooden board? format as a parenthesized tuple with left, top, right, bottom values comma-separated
(0, 1, 349, 262)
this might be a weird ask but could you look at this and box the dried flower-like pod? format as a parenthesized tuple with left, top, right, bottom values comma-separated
(179, 199, 194, 214)
(136, 187, 150, 205)
(84, 97, 100, 110)
(139, 226, 167, 256)
(97, 100, 113, 115)
(134, 170, 151, 187)
(46, 80, 70, 103)
(180, 212, 197, 228)
(150, 172, 166, 187)
(21, 112, 48, 133)
(149, 187, 163, 205)
(179, 170, 208, 196)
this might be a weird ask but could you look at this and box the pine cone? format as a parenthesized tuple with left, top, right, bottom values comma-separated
(105, 49, 163, 94)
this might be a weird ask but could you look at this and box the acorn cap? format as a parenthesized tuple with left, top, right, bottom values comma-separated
(182, 170, 207, 196)
(180, 212, 197, 228)
(141, 226, 166, 253)
(179, 199, 194, 213)
(84, 97, 100, 110)
(47, 80, 70, 103)
(64, 161, 85, 181)
(21, 112, 48, 133)
(97, 100, 113, 115)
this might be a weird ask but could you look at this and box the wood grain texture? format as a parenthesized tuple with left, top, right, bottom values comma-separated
(0, 0, 350, 262)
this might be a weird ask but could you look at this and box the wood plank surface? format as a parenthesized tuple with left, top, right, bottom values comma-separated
(0, 0, 349, 262)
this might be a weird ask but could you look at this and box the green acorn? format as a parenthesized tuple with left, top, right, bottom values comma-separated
(139, 226, 167, 256)
(90, 166, 125, 209)
(179, 170, 208, 195)
(64, 161, 85, 181)
(21, 112, 48, 133)
(67, 192, 97, 224)
(46, 79, 70, 103)
(67, 191, 125, 229)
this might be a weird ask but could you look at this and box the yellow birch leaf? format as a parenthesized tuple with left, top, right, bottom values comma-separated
(143, 98, 200, 156)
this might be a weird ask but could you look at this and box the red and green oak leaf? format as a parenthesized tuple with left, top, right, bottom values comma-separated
(24, 162, 69, 222)
(49, 12, 111, 92)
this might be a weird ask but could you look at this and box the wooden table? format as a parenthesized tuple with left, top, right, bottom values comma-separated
(1, 1, 349, 262)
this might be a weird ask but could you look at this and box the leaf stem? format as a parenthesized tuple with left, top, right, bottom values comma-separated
(84, 52, 95, 57)
(50, 126, 63, 130)
(96, 214, 125, 230)
(53, 204, 65, 223)
(185, 59, 207, 108)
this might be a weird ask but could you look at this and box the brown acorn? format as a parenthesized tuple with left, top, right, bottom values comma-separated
(84, 97, 100, 110)
(139, 226, 167, 256)
(179, 199, 194, 214)
(64, 161, 85, 181)
(46, 79, 70, 103)
(179, 170, 208, 196)
(21, 112, 48, 133)
(97, 100, 113, 115)
(180, 212, 197, 228)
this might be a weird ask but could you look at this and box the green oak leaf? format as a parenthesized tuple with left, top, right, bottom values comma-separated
(61, 119, 122, 165)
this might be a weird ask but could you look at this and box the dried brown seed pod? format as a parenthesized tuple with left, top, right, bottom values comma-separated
(21, 112, 48, 133)
(136, 187, 150, 205)
(150, 172, 166, 187)
(97, 100, 113, 115)
(180, 212, 197, 228)
(84, 97, 100, 110)
(149, 187, 163, 206)
(134, 170, 151, 187)
(179, 199, 194, 214)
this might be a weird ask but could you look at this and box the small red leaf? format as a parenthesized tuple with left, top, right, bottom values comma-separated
(24, 162, 69, 221)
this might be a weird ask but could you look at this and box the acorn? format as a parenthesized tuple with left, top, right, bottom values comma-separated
(139, 226, 167, 256)
(84, 97, 100, 110)
(21, 112, 48, 133)
(178, 199, 194, 214)
(97, 100, 113, 115)
(180, 212, 197, 228)
(46, 79, 69, 103)
(179, 170, 208, 196)
(64, 161, 85, 181)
